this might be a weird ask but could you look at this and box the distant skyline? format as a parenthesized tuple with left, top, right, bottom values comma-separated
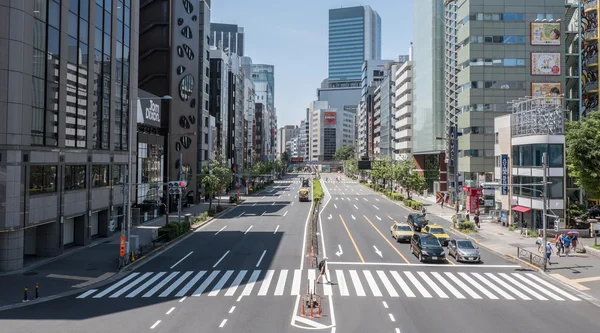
(211, 0, 413, 127)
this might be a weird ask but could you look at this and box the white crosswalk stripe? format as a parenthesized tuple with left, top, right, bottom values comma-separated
(77, 269, 580, 302)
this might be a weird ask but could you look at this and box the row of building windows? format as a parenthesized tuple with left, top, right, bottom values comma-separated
(462, 126, 495, 135)
(29, 164, 125, 195)
(461, 35, 526, 46)
(461, 81, 526, 91)
(512, 144, 564, 167)
(461, 149, 495, 157)
(460, 58, 526, 69)
(462, 13, 526, 23)
(460, 103, 510, 113)
(512, 176, 563, 199)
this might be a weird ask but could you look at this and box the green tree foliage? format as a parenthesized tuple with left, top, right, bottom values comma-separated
(345, 158, 358, 176)
(566, 111, 600, 199)
(281, 151, 290, 163)
(201, 174, 221, 210)
(333, 146, 356, 161)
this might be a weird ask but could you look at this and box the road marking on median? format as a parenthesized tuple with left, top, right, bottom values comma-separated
(363, 215, 410, 264)
(213, 250, 230, 268)
(170, 251, 194, 269)
(245, 225, 253, 234)
(256, 250, 267, 267)
(339, 215, 365, 263)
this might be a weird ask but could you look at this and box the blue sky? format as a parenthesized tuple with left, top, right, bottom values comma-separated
(211, 0, 414, 128)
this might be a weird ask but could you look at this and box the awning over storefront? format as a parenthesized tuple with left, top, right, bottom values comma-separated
(512, 206, 532, 213)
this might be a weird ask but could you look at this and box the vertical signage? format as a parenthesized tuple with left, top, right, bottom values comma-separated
(501, 154, 509, 195)
(449, 126, 456, 167)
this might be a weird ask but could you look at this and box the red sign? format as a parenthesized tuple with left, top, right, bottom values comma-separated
(324, 112, 337, 125)
(291, 157, 304, 163)
(119, 236, 126, 257)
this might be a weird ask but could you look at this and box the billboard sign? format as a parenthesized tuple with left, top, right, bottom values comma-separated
(531, 82, 562, 105)
(449, 126, 456, 167)
(137, 99, 162, 127)
(501, 154, 509, 195)
(291, 157, 304, 163)
(531, 52, 561, 76)
(324, 111, 337, 125)
(530, 22, 561, 46)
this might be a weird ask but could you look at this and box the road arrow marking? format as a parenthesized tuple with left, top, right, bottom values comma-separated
(373, 205, 380, 210)
(373, 246, 383, 258)
(376, 215, 382, 221)
(328, 214, 332, 220)
(353, 204, 358, 209)
(335, 245, 343, 257)
(351, 215, 356, 220)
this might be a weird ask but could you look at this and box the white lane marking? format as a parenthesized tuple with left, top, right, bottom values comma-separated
(458, 272, 498, 300)
(355, 198, 359, 201)
(244, 225, 253, 234)
(512, 273, 564, 301)
(274, 225, 280, 234)
(351, 215, 356, 220)
(176, 271, 207, 297)
(208, 270, 234, 296)
(389, 313, 396, 322)
(76, 289, 97, 299)
(170, 251, 194, 269)
(242, 270, 261, 296)
(283, 211, 288, 217)
(237, 211, 246, 218)
(258, 270, 275, 296)
(272, 202, 275, 206)
(431, 272, 465, 299)
(237, 295, 243, 302)
(395, 328, 401, 333)
(363, 198, 368, 202)
(291, 269, 302, 295)
(377, 271, 399, 297)
(334, 204, 338, 209)
(295, 196, 297, 199)
(375, 198, 379, 201)
(444, 272, 481, 299)
(262, 211, 266, 216)
(353, 204, 358, 209)
(418, 271, 448, 298)
(274, 270, 288, 296)
(166, 307, 175, 315)
(472, 272, 514, 300)
(159, 271, 193, 297)
(179, 296, 186, 303)
(347, 197, 351, 201)
(229, 306, 236, 314)
(336, 270, 349, 296)
(390, 271, 415, 297)
(219, 319, 227, 328)
(288, 193, 291, 196)
(349, 270, 366, 296)
(93, 273, 140, 298)
(253, 203, 257, 207)
(225, 270, 248, 296)
(256, 250, 267, 267)
(213, 250, 230, 268)
(484, 273, 531, 300)
(308, 269, 316, 294)
(192, 271, 220, 296)
(524, 273, 580, 301)
(376, 215, 381, 221)
(291, 202, 294, 206)
(373, 205, 380, 210)
(404, 271, 432, 298)
(109, 272, 152, 298)
(341, 197, 345, 201)
(215, 226, 226, 235)
(382, 301, 388, 308)
(261, 196, 265, 199)
(150, 320, 161, 329)
(323, 270, 333, 295)
(126, 272, 167, 298)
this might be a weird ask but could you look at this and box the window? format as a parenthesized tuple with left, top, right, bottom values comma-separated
(65, 165, 87, 191)
(29, 166, 57, 194)
(112, 165, 125, 185)
(92, 165, 109, 187)
(549, 144, 563, 167)
(549, 177, 563, 199)
(532, 144, 547, 167)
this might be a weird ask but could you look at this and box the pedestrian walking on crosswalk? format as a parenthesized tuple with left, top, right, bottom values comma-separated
(316, 257, 331, 284)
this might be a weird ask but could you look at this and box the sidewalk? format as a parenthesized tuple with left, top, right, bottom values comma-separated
(0, 202, 217, 309)
(413, 195, 600, 300)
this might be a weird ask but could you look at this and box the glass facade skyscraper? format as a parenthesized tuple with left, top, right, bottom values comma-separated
(328, 5, 381, 87)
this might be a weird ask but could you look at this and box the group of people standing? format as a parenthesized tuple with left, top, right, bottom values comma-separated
(538, 232, 579, 263)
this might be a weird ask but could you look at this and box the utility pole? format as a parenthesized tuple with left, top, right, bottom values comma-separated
(178, 150, 183, 224)
(542, 152, 548, 268)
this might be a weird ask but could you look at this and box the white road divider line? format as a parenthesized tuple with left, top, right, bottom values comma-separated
(373, 205, 380, 210)
(219, 319, 227, 328)
(244, 225, 253, 234)
(237, 211, 246, 218)
(229, 306, 236, 314)
(376, 215, 381, 221)
(283, 211, 288, 217)
(166, 307, 175, 315)
(389, 313, 396, 322)
(274, 225, 279, 234)
(215, 226, 226, 235)
(334, 204, 338, 209)
(150, 320, 161, 329)
(382, 301, 388, 308)
(256, 250, 267, 267)
(179, 296, 186, 303)
(213, 250, 230, 268)
(353, 204, 358, 209)
(170, 251, 194, 269)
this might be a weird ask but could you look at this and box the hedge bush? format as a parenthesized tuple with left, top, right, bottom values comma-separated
(158, 222, 190, 241)
(313, 179, 323, 203)
(402, 199, 423, 211)
(216, 205, 225, 213)
(458, 220, 476, 231)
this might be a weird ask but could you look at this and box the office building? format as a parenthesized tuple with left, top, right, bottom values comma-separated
(394, 45, 414, 161)
(228, 54, 245, 175)
(309, 102, 356, 162)
(0, 0, 139, 271)
(444, 0, 566, 207)
(243, 77, 255, 169)
(249, 64, 276, 161)
(139, 0, 205, 206)
(328, 5, 381, 87)
(374, 58, 407, 158)
(277, 125, 300, 159)
(254, 103, 267, 161)
(210, 23, 244, 56)
(209, 47, 230, 160)
(198, 0, 212, 171)
(317, 79, 361, 112)
(358, 60, 390, 158)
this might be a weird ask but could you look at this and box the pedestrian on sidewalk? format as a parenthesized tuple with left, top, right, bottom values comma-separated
(562, 234, 571, 257)
(545, 241, 553, 265)
(316, 257, 331, 284)
(474, 210, 480, 228)
(520, 220, 528, 236)
(536, 232, 544, 253)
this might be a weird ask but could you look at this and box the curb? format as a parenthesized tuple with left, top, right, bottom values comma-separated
(0, 206, 235, 313)
(584, 246, 600, 258)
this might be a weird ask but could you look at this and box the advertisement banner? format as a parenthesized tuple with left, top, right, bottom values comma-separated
(531, 52, 561, 76)
(323, 111, 337, 125)
(501, 154, 509, 195)
(137, 99, 162, 127)
(530, 22, 561, 46)
(531, 82, 562, 105)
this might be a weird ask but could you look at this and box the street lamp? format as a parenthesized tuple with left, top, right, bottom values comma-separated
(125, 95, 172, 256)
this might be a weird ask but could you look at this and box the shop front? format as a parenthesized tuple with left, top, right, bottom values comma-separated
(462, 186, 483, 214)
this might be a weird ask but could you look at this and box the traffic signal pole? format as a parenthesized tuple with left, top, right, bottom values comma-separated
(178, 150, 183, 224)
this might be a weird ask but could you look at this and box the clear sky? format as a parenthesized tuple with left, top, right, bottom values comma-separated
(211, 0, 414, 128)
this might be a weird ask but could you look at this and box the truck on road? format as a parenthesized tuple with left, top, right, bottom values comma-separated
(298, 187, 310, 202)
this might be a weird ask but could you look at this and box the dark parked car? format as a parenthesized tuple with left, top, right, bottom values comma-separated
(407, 213, 429, 232)
(410, 233, 446, 263)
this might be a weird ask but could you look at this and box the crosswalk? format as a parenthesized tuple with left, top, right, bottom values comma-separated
(77, 268, 580, 302)
(273, 180, 357, 184)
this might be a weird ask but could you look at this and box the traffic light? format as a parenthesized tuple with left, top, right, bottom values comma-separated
(179, 181, 187, 189)
(168, 181, 182, 195)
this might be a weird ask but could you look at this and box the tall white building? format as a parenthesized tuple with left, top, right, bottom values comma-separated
(393, 44, 414, 161)
(277, 125, 300, 158)
(309, 101, 355, 162)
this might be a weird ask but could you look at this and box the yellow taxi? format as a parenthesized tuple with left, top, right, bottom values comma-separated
(390, 222, 413, 243)
(423, 224, 450, 246)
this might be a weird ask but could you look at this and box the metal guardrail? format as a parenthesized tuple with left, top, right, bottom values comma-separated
(517, 247, 547, 270)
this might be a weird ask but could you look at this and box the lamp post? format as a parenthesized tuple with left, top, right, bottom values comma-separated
(124, 95, 172, 256)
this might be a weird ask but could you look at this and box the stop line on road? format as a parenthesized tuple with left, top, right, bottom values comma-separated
(76, 268, 580, 302)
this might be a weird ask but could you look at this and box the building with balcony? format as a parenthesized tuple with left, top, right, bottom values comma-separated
(582, 0, 599, 117)
(358, 60, 390, 158)
(277, 125, 300, 159)
(394, 44, 414, 161)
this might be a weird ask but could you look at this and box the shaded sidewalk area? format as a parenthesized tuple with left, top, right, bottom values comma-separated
(0, 203, 216, 309)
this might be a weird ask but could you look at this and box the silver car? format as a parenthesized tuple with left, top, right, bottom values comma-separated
(448, 239, 481, 263)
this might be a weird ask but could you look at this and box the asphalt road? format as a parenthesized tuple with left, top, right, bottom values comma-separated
(0, 174, 314, 333)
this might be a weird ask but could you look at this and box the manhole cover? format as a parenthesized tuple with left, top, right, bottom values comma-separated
(23, 272, 38, 276)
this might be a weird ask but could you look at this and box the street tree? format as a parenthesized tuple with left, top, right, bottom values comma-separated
(201, 174, 221, 211)
(333, 146, 355, 161)
(281, 151, 290, 164)
(566, 111, 600, 199)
